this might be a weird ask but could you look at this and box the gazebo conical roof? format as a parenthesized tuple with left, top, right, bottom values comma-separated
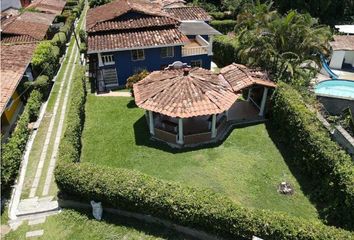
(134, 67, 239, 118)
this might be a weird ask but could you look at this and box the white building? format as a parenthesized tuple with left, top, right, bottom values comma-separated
(329, 35, 354, 70)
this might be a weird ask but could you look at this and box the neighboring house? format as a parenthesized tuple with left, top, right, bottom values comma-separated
(0, 0, 66, 141)
(86, 0, 221, 91)
(1, 43, 37, 140)
(1, 0, 22, 11)
(329, 35, 354, 70)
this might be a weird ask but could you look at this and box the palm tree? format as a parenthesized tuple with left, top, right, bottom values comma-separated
(235, 3, 332, 86)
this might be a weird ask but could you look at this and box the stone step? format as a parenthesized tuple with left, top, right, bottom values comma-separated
(28, 216, 46, 225)
(26, 230, 44, 238)
(17, 201, 59, 217)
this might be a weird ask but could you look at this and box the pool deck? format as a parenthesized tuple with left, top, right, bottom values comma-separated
(311, 69, 354, 87)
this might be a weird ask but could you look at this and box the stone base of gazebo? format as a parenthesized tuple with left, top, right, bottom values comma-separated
(147, 101, 266, 148)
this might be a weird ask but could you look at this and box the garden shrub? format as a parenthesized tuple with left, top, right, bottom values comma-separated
(126, 70, 149, 96)
(271, 82, 354, 230)
(79, 42, 87, 54)
(209, 11, 227, 20)
(210, 20, 237, 34)
(0, 86, 47, 191)
(32, 41, 60, 78)
(212, 35, 239, 67)
(26, 90, 43, 122)
(55, 162, 354, 240)
(52, 32, 67, 54)
(1, 110, 30, 191)
(78, 29, 86, 43)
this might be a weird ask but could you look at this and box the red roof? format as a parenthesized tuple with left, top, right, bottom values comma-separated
(1, 43, 37, 113)
(27, 0, 66, 15)
(88, 28, 188, 52)
(1, 11, 55, 42)
(134, 68, 238, 118)
(220, 63, 276, 92)
(89, 16, 179, 33)
(330, 35, 354, 51)
(86, 0, 167, 31)
(164, 6, 211, 21)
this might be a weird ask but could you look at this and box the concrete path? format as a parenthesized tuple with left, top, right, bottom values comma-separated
(5, 3, 88, 238)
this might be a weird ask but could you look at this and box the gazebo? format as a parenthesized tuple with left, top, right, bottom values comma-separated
(133, 64, 276, 146)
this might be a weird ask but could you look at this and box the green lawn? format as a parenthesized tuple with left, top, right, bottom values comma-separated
(81, 95, 319, 220)
(4, 210, 184, 240)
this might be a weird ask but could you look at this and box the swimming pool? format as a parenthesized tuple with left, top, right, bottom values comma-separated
(315, 80, 354, 99)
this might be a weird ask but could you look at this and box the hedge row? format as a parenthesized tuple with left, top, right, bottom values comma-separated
(54, 73, 353, 238)
(1, 90, 42, 191)
(271, 82, 354, 230)
(55, 162, 354, 239)
(58, 66, 86, 163)
(210, 20, 237, 34)
(212, 35, 240, 68)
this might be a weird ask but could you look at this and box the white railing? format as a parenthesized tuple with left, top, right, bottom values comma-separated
(182, 46, 209, 56)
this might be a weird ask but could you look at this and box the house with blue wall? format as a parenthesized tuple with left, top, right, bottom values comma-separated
(86, 0, 220, 91)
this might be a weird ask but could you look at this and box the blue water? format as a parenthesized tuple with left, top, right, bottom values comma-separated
(315, 80, 354, 99)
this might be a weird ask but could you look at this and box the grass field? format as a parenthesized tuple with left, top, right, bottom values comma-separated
(81, 95, 319, 220)
(4, 210, 185, 240)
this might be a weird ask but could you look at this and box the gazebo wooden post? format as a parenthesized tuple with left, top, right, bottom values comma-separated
(247, 87, 252, 101)
(259, 87, 269, 116)
(211, 114, 217, 138)
(148, 110, 155, 135)
(177, 118, 184, 145)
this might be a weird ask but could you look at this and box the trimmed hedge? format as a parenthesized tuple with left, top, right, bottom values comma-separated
(1, 90, 42, 191)
(212, 35, 239, 67)
(271, 82, 354, 230)
(55, 162, 354, 239)
(58, 66, 86, 163)
(210, 20, 237, 34)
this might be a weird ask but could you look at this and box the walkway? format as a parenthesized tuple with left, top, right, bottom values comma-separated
(6, 3, 88, 237)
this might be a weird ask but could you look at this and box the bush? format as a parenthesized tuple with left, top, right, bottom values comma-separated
(26, 90, 43, 122)
(209, 11, 227, 20)
(32, 41, 60, 78)
(212, 35, 239, 67)
(126, 70, 149, 96)
(79, 42, 87, 54)
(271, 82, 354, 230)
(210, 20, 237, 34)
(58, 67, 86, 163)
(52, 32, 67, 53)
(1, 111, 30, 191)
(78, 29, 86, 43)
(55, 162, 354, 239)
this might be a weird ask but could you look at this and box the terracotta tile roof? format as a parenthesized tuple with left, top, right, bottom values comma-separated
(27, 0, 66, 14)
(159, 0, 185, 8)
(164, 7, 211, 21)
(1, 12, 55, 41)
(0, 43, 37, 113)
(220, 63, 276, 92)
(134, 68, 238, 118)
(330, 35, 354, 51)
(1, 34, 38, 44)
(88, 28, 188, 52)
(87, 0, 166, 31)
(89, 16, 179, 33)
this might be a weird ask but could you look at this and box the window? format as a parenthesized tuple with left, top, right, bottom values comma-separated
(161, 47, 174, 58)
(131, 49, 145, 61)
(191, 60, 202, 67)
(102, 54, 114, 65)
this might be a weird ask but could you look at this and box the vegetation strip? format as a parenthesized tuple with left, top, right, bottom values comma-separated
(271, 82, 354, 230)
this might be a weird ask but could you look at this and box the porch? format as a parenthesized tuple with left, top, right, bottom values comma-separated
(181, 35, 210, 57)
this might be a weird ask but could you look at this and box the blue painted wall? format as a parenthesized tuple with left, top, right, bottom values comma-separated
(99, 46, 212, 86)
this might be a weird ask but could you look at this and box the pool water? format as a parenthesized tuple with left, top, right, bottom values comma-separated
(315, 80, 354, 99)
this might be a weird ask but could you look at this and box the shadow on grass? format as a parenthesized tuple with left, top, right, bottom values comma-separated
(70, 208, 193, 240)
(133, 115, 263, 154)
(265, 122, 327, 221)
(127, 99, 137, 109)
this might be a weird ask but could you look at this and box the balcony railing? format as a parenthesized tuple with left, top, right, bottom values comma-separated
(182, 46, 209, 57)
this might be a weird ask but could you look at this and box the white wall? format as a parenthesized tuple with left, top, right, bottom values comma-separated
(1, 0, 21, 11)
(329, 51, 345, 69)
(344, 51, 354, 67)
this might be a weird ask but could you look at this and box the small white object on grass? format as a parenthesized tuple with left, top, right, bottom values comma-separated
(91, 200, 103, 220)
